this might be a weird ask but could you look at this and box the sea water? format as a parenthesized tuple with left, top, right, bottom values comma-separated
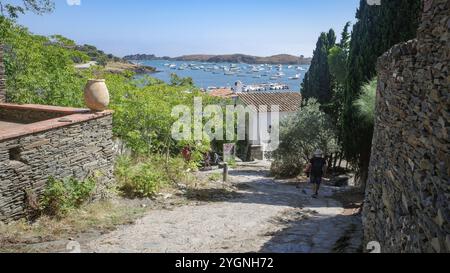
(137, 60, 309, 92)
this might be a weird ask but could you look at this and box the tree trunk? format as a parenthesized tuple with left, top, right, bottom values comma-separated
(333, 153, 339, 169)
(328, 153, 333, 168)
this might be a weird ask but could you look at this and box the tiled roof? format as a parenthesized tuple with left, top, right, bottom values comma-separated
(209, 88, 237, 99)
(237, 92, 302, 113)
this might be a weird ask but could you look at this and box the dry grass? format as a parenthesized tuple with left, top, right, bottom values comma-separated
(0, 199, 147, 252)
(0, 170, 238, 252)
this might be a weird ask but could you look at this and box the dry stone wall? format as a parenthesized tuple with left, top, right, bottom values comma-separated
(363, 0, 449, 253)
(0, 115, 115, 222)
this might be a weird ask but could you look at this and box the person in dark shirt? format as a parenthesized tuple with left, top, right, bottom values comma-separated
(306, 150, 328, 198)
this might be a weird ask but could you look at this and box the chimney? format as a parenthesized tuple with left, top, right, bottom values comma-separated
(0, 45, 5, 103)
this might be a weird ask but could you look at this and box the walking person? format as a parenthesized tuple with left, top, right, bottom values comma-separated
(182, 146, 191, 162)
(204, 151, 212, 170)
(307, 150, 328, 198)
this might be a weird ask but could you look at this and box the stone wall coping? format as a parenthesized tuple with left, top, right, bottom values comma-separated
(0, 103, 91, 114)
(0, 103, 113, 142)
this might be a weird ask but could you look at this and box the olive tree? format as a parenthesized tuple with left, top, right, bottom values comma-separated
(270, 99, 340, 178)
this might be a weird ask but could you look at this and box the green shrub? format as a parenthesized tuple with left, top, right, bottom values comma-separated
(226, 158, 237, 168)
(41, 177, 96, 217)
(116, 156, 188, 198)
(270, 99, 339, 178)
(208, 173, 222, 182)
(354, 78, 377, 130)
(116, 155, 202, 198)
(116, 158, 165, 198)
(270, 158, 304, 179)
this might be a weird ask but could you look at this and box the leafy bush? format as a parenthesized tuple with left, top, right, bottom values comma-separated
(354, 78, 377, 130)
(2, 18, 231, 195)
(208, 173, 222, 182)
(270, 99, 339, 178)
(1, 17, 89, 106)
(115, 155, 194, 198)
(41, 177, 96, 217)
(109, 73, 221, 160)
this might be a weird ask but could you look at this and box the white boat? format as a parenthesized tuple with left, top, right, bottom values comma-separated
(169, 64, 177, 69)
(290, 74, 300, 80)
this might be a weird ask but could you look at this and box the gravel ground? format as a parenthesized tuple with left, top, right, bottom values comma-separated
(87, 164, 363, 253)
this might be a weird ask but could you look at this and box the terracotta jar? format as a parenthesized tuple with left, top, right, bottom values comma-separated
(84, 79, 110, 111)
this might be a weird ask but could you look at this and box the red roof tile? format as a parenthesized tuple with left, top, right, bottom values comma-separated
(209, 88, 237, 99)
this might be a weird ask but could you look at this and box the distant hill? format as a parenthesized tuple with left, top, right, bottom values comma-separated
(123, 53, 311, 65)
(75, 44, 123, 65)
(122, 54, 172, 62)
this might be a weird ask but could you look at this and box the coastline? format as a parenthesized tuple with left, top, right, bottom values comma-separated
(124, 54, 312, 65)
(104, 61, 158, 75)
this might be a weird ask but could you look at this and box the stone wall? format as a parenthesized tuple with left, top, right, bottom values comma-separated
(363, 0, 449, 253)
(0, 107, 68, 124)
(0, 45, 5, 103)
(0, 112, 115, 222)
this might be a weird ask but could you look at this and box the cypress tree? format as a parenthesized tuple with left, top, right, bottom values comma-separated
(301, 29, 336, 104)
(342, 0, 422, 186)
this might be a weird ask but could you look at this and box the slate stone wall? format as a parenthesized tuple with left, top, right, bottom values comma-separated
(363, 0, 449, 253)
(0, 115, 115, 222)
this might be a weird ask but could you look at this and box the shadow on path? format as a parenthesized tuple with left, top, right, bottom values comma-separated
(190, 168, 364, 253)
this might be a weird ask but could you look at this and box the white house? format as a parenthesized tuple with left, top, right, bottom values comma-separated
(236, 92, 302, 160)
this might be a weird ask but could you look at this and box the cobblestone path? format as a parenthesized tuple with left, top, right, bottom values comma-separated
(88, 166, 362, 253)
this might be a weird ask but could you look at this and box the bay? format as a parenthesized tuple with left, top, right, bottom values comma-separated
(136, 60, 309, 92)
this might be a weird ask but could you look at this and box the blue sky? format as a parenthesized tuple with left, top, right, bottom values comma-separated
(16, 0, 360, 57)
